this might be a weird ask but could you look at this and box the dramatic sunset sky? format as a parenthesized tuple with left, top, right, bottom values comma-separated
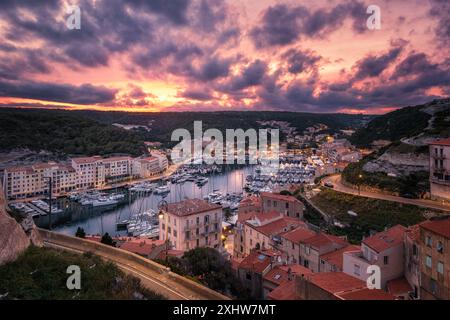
(0, 0, 448, 114)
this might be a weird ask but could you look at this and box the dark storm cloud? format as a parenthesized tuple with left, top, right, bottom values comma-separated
(197, 56, 233, 81)
(250, 1, 366, 48)
(390, 52, 438, 79)
(180, 88, 214, 101)
(429, 0, 450, 47)
(0, 49, 52, 80)
(0, 80, 117, 105)
(352, 46, 403, 80)
(282, 48, 322, 74)
(229, 60, 267, 91)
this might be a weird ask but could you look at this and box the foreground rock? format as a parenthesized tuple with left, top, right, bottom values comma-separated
(0, 184, 31, 265)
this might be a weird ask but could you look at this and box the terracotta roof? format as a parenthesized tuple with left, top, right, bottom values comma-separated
(363, 225, 406, 253)
(387, 277, 412, 296)
(267, 280, 298, 300)
(301, 232, 348, 250)
(238, 250, 281, 273)
(120, 239, 164, 256)
(140, 156, 158, 162)
(263, 266, 289, 286)
(430, 137, 450, 146)
(250, 216, 304, 237)
(405, 224, 421, 242)
(337, 288, 396, 300)
(237, 211, 259, 224)
(420, 216, 450, 238)
(5, 165, 34, 174)
(320, 245, 360, 270)
(102, 156, 131, 162)
(71, 156, 102, 164)
(281, 227, 316, 244)
(306, 272, 366, 294)
(239, 196, 261, 207)
(260, 192, 301, 203)
(167, 198, 222, 217)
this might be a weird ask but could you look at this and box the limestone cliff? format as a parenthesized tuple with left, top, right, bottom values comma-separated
(0, 184, 30, 265)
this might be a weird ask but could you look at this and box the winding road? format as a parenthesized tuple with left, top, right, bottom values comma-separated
(39, 229, 229, 300)
(322, 174, 450, 212)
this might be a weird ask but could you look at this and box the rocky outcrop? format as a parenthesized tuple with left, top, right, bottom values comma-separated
(0, 184, 30, 265)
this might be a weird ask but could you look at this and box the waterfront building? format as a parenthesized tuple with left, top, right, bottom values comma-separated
(71, 156, 106, 189)
(429, 138, 450, 201)
(3, 162, 77, 199)
(159, 199, 223, 252)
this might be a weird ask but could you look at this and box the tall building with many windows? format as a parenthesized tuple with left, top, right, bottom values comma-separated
(420, 216, 450, 300)
(429, 138, 450, 201)
(159, 199, 223, 252)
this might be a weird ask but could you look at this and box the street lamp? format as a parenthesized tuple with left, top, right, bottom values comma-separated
(158, 200, 169, 262)
(358, 174, 363, 196)
(43, 177, 52, 230)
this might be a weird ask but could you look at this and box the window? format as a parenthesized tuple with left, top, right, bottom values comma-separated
(383, 256, 389, 265)
(173, 230, 177, 238)
(354, 264, 361, 276)
(426, 255, 432, 268)
(437, 241, 444, 254)
(286, 203, 289, 209)
(305, 246, 311, 255)
(426, 236, 432, 247)
(437, 262, 444, 274)
(274, 201, 277, 207)
(412, 244, 417, 256)
(246, 272, 252, 280)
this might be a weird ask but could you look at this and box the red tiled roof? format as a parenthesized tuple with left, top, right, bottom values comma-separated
(363, 225, 406, 253)
(267, 280, 298, 300)
(301, 232, 348, 249)
(120, 239, 164, 256)
(387, 277, 412, 296)
(260, 192, 301, 203)
(102, 156, 131, 162)
(263, 266, 289, 286)
(307, 272, 366, 294)
(238, 250, 281, 273)
(281, 227, 316, 244)
(337, 288, 396, 300)
(167, 198, 222, 217)
(420, 216, 450, 238)
(430, 137, 450, 146)
(320, 245, 360, 270)
(251, 216, 304, 237)
(71, 156, 102, 164)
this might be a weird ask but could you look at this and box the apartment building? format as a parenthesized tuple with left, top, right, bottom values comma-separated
(243, 213, 304, 256)
(419, 216, 450, 300)
(159, 199, 223, 252)
(151, 150, 169, 172)
(429, 138, 450, 201)
(299, 233, 348, 273)
(3, 162, 77, 199)
(236, 249, 282, 299)
(280, 227, 316, 264)
(71, 156, 105, 189)
(404, 224, 421, 299)
(343, 225, 406, 289)
(260, 192, 305, 219)
(101, 156, 132, 182)
(132, 156, 161, 178)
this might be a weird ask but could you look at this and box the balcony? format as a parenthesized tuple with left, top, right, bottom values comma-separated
(431, 153, 446, 160)
(431, 176, 450, 186)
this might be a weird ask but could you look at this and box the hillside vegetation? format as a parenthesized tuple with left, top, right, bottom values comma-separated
(350, 105, 431, 147)
(0, 247, 165, 300)
(0, 109, 146, 156)
(311, 188, 430, 243)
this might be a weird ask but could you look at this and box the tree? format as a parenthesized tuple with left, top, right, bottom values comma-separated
(75, 227, 86, 238)
(101, 233, 114, 246)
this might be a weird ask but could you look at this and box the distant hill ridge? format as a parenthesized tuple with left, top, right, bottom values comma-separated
(350, 98, 450, 148)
